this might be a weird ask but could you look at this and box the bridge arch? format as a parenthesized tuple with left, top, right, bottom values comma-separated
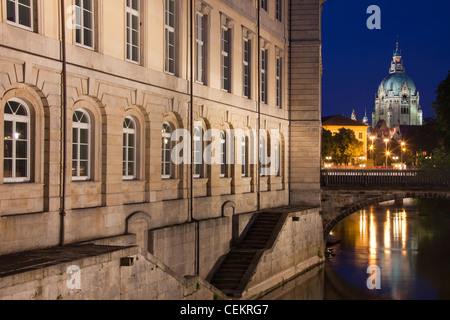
(323, 190, 450, 239)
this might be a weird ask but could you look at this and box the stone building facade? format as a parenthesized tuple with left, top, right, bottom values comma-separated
(0, 0, 323, 289)
(372, 42, 423, 129)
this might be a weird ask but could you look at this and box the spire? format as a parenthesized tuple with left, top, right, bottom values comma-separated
(389, 38, 405, 74)
(363, 108, 369, 125)
(393, 37, 401, 57)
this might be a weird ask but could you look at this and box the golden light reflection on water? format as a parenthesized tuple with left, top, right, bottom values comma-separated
(384, 210, 391, 254)
(354, 205, 408, 254)
(327, 199, 450, 300)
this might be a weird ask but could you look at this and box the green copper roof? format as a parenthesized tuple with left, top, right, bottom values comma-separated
(379, 73, 417, 96)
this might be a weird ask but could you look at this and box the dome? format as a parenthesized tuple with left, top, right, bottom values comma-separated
(379, 73, 417, 97)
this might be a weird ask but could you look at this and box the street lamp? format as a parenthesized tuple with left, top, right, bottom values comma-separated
(401, 141, 406, 165)
(370, 136, 375, 167)
(384, 138, 390, 169)
(324, 156, 332, 168)
(386, 151, 390, 169)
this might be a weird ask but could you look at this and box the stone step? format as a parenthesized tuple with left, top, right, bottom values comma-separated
(219, 263, 252, 269)
(211, 280, 241, 287)
(212, 273, 246, 280)
(210, 212, 283, 296)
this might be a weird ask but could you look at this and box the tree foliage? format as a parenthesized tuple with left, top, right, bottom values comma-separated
(322, 128, 364, 165)
(416, 148, 450, 169)
(432, 70, 450, 150)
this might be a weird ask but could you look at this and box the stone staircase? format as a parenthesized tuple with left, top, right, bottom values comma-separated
(210, 212, 282, 297)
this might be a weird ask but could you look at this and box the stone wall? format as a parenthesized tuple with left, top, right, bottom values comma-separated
(148, 211, 259, 280)
(0, 246, 226, 300)
(242, 207, 325, 300)
(289, 0, 323, 207)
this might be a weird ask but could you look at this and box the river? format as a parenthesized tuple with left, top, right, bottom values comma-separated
(261, 198, 450, 300)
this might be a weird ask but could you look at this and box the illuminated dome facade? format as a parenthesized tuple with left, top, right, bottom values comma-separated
(372, 43, 423, 128)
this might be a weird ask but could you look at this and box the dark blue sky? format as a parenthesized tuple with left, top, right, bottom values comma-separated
(321, 0, 450, 123)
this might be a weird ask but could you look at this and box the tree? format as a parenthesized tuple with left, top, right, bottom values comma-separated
(333, 128, 363, 165)
(321, 129, 335, 160)
(321, 128, 363, 166)
(432, 70, 450, 150)
(416, 148, 450, 169)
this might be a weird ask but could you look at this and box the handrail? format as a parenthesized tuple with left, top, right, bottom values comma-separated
(321, 169, 450, 189)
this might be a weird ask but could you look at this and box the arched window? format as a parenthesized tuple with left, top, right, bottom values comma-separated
(241, 134, 248, 177)
(219, 131, 227, 177)
(4, 99, 30, 182)
(162, 122, 173, 179)
(193, 125, 203, 178)
(72, 108, 91, 180)
(259, 135, 267, 176)
(274, 139, 281, 177)
(123, 116, 137, 179)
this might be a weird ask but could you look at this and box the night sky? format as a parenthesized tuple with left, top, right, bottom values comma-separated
(321, 0, 450, 123)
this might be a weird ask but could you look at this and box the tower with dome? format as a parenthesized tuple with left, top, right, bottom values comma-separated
(372, 42, 423, 128)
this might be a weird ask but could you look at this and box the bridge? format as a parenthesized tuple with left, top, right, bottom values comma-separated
(320, 169, 450, 239)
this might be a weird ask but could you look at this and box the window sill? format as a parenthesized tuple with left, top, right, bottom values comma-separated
(6, 20, 33, 32)
(2, 179, 32, 184)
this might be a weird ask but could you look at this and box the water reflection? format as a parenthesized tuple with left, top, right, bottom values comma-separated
(328, 198, 450, 300)
(262, 198, 450, 300)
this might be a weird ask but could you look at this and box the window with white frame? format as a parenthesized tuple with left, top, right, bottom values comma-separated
(165, 0, 176, 74)
(276, 56, 282, 108)
(196, 12, 206, 84)
(162, 122, 173, 179)
(72, 109, 91, 180)
(3, 99, 30, 182)
(219, 131, 227, 178)
(123, 116, 137, 179)
(241, 134, 248, 177)
(274, 139, 281, 176)
(6, 0, 33, 30)
(193, 126, 203, 178)
(275, 0, 282, 22)
(259, 135, 267, 176)
(221, 26, 231, 92)
(126, 0, 140, 63)
(261, 48, 268, 104)
(74, 0, 95, 49)
(243, 37, 251, 99)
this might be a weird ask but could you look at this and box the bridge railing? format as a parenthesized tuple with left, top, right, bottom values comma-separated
(321, 169, 450, 189)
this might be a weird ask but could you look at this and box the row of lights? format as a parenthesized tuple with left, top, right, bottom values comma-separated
(323, 138, 407, 169)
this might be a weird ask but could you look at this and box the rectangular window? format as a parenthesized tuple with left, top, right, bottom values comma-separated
(75, 0, 94, 49)
(220, 132, 227, 178)
(6, 0, 33, 30)
(261, 48, 268, 104)
(275, 0, 282, 21)
(243, 37, 251, 99)
(221, 26, 231, 92)
(196, 12, 206, 84)
(261, 0, 267, 11)
(126, 0, 140, 63)
(276, 56, 282, 108)
(165, 0, 176, 74)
